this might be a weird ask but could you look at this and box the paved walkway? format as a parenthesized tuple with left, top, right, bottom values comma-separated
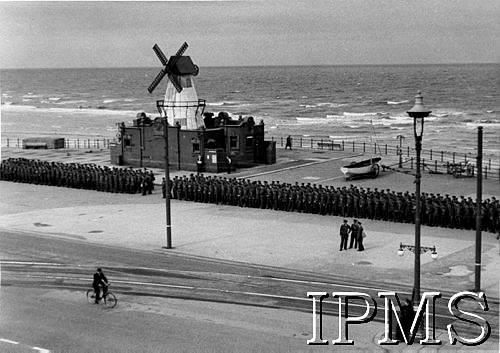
(1, 147, 499, 351)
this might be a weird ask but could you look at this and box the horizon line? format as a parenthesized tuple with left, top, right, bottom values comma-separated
(1, 62, 498, 70)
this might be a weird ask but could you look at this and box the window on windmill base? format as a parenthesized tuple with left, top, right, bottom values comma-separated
(192, 143, 200, 153)
(124, 136, 132, 147)
(246, 136, 253, 147)
(230, 136, 239, 150)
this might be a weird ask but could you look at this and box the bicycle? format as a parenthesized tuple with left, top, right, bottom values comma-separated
(86, 285, 117, 308)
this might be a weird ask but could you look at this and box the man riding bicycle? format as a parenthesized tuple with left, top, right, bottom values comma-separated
(92, 268, 109, 304)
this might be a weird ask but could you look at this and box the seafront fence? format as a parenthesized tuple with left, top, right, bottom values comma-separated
(270, 135, 500, 182)
(2, 137, 113, 150)
(1, 135, 499, 181)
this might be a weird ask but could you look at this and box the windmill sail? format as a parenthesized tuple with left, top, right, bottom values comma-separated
(148, 68, 168, 94)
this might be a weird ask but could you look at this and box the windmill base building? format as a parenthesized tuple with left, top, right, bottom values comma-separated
(110, 111, 276, 173)
(110, 42, 276, 173)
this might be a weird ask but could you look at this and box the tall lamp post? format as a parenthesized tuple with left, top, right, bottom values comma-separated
(163, 116, 172, 248)
(407, 91, 431, 305)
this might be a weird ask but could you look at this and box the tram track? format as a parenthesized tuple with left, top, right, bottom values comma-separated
(2, 260, 498, 341)
(1, 229, 498, 342)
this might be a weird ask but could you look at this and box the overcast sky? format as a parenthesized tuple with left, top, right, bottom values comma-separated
(0, 0, 498, 68)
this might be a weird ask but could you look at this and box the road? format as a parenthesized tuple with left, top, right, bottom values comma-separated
(1, 230, 497, 352)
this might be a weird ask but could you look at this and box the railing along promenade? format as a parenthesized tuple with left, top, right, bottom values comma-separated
(270, 135, 500, 182)
(1, 135, 499, 182)
(2, 137, 113, 150)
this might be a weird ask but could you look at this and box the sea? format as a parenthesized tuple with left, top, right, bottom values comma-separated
(1, 64, 499, 157)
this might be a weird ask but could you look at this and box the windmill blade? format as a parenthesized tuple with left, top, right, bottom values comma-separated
(153, 44, 169, 66)
(168, 73, 183, 93)
(148, 68, 168, 94)
(167, 42, 188, 70)
(175, 42, 188, 57)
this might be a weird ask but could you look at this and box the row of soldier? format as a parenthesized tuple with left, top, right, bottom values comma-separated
(0, 158, 155, 195)
(168, 174, 499, 233)
(1, 158, 498, 234)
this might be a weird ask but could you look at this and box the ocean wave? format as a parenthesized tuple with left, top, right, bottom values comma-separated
(299, 102, 348, 109)
(466, 122, 500, 128)
(296, 117, 336, 124)
(474, 119, 500, 124)
(319, 102, 348, 108)
(343, 112, 382, 117)
(1, 104, 147, 117)
(48, 97, 61, 101)
(54, 100, 89, 105)
(387, 100, 409, 105)
(103, 99, 120, 104)
(432, 109, 466, 117)
(207, 101, 241, 107)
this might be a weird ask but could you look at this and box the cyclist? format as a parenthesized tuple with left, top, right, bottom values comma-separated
(92, 267, 109, 304)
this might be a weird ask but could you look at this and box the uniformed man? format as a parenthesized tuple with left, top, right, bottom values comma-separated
(339, 219, 350, 251)
(349, 219, 359, 249)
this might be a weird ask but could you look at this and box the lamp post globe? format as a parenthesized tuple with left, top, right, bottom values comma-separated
(407, 91, 431, 138)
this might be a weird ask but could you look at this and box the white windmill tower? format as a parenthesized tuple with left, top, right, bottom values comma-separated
(148, 42, 205, 129)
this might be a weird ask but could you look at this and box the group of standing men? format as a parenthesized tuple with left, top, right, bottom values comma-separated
(0, 158, 156, 195)
(339, 219, 365, 252)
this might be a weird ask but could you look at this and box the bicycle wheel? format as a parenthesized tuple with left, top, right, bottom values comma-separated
(86, 289, 96, 304)
(103, 292, 117, 308)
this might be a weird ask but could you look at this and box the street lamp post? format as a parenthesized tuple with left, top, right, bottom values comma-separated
(163, 115, 172, 249)
(407, 91, 431, 305)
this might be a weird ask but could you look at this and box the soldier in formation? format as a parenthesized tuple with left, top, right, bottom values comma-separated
(1, 158, 498, 234)
(0, 158, 155, 195)
(168, 173, 499, 233)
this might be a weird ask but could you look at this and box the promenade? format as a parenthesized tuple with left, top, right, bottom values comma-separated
(0, 146, 498, 350)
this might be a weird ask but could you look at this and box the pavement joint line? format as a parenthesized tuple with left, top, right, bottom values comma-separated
(0, 338, 19, 344)
(10, 274, 372, 309)
(7, 277, 492, 321)
(14, 261, 406, 294)
(33, 348, 50, 353)
(4, 261, 408, 294)
(0, 338, 50, 352)
(247, 275, 412, 295)
(0, 261, 64, 266)
(241, 154, 362, 179)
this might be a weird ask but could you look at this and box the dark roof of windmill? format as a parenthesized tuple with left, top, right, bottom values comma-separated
(169, 56, 197, 75)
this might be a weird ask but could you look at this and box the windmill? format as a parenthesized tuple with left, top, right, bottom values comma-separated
(148, 42, 205, 129)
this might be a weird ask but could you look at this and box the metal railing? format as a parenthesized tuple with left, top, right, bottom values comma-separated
(270, 135, 500, 181)
(2, 135, 499, 181)
(2, 137, 115, 150)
